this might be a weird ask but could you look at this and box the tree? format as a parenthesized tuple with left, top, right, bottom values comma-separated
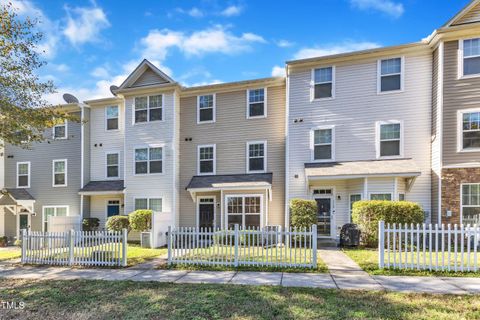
(0, 2, 76, 147)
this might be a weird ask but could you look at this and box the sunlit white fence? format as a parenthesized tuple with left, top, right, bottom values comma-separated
(21, 229, 128, 267)
(378, 221, 480, 272)
(168, 224, 318, 268)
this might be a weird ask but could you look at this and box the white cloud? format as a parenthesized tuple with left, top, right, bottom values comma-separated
(350, 0, 404, 18)
(271, 65, 286, 77)
(276, 39, 294, 48)
(188, 7, 204, 17)
(220, 5, 243, 17)
(293, 41, 381, 60)
(90, 66, 110, 78)
(63, 5, 110, 46)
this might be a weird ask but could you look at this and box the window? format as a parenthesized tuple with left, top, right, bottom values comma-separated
(134, 95, 162, 123)
(53, 120, 67, 139)
(313, 189, 332, 195)
(312, 67, 334, 99)
(107, 200, 120, 217)
(134, 147, 162, 174)
(106, 153, 119, 178)
(398, 193, 405, 201)
(247, 141, 266, 173)
(247, 88, 266, 118)
(312, 127, 334, 161)
(43, 206, 68, 232)
(459, 111, 480, 150)
(17, 162, 30, 188)
(462, 184, 480, 224)
(52, 159, 67, 187)
(462, 38, 480, 77)
(106, 106, 119, 130)
(198, 145, 215, 175)
(378, 122, 402, 157)
(370, 194, 392, 201)
(349, 194, 362, 214)
(378, 57, 403, 93)
(135, 198, 163, 213)
(197, 94, 215, 123)
(226, 195, 262, 228)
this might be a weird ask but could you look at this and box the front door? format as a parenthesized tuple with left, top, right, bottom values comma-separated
(19, 214, 29, 230)
(315, 198, 331, 237)
(198, 198, 215, 229)
(107, 200, 120, 218)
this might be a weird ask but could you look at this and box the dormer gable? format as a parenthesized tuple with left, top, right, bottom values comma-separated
(117, 59, 175, 90)
(444, 0, 480, 28)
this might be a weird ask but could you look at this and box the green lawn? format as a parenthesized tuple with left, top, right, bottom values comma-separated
(126, 243, 166, 266)
(0, 247, 21, 261)
(0, 279, 479, 319)
(343, 247, 480, 277)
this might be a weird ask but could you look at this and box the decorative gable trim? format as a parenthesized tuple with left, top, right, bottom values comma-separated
(444, 0, 480, 28)
(117, 59, 175, 90)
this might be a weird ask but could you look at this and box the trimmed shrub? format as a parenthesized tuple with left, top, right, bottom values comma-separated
(289, 198, 317, 229)
(129, 210, 152, 232)
(106, 215, 130, 232)
(352, 200, 424, 247)
(82, 218, 100, 231)
(0, 236, 8, 247)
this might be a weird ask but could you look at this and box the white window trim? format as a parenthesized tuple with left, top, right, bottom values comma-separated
(457, 108, 480, 153)
(225, 194, 264, 229)
(369, 193, 393, 201)
(52, 121, 68, 140)
(16, 161, 31, 188)
(196, 195, 216, 229)
(133, 145, 164, 176)
(133, 197, 164, 213)
(42, 205, 69, 232)
(459, 183, 480, 225)
(197, 94, 216, 124)
(458, 38, 480, 80)
(310, 66, 336, 101)
(310, 125, 335, 163)
(375, 120, 404, 159)
(105, 151, 120, 179)
(105, 199, 121, 220)
(197, 144, 216, 176)
(105, 105, 120, 132)
(246, 140, 267, 173)
(52, 159, 67, 187)
(377, 56, 405, 95)
(132, 94, 164, 125)
(246, 88, 267, 119)
(349, 193, 363, 221)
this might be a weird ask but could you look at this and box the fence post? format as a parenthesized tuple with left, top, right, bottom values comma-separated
(122, 228, 128, 267)
(234, 224, 239, 267)
(167, 226, 172, 265)
(312, 224, 318, 268)
(21, 229, 26, 264)
(68, 229, 74, 266)
(378, 221, 385, 269)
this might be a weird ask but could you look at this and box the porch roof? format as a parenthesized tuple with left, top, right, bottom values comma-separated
(3, 188, 35, 201)
(79, 180, 125, 195)
(186, 173, 273, 190)
(304, 158, 421, 180)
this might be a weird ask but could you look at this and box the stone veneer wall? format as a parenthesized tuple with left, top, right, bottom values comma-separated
(441, 168, 480, 225)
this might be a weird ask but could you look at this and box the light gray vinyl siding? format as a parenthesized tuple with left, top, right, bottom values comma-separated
(131, 69, 169, 87)
(431, 47, 440, 222)
(83, 107, 91, 187)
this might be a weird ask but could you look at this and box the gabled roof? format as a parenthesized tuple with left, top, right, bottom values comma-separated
(4, 189, 35, 201)
(116, 59, 175, 91)
(443, 0, 480, 28)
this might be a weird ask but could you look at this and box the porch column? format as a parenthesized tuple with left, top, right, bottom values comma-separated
(220, 189, 224, 229)
(393, 177, 398, 201)
(0, 208, 4, 237)
(363, 178, 369, 200)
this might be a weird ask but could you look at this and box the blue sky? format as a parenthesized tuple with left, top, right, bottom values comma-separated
(8, 0, 470, 103)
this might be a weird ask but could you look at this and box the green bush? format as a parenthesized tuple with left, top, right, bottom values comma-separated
(106, 215, 130, 232)
(352, 200, 424, 247)
(289, 199, 317, 229)
(82, 218, 100, 231)
(129, 210, 152, 232)
(14, 239, 22, 247)
(0, 236, 8, 247)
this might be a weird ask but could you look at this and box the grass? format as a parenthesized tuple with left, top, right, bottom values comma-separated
(343, 247, 480, 277)
(0, 279, 479, 319)
(0, 247, 21, 261)
(126, 243, 166, 266)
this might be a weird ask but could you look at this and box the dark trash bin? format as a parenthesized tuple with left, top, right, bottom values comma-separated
(340, 224, 361, 247)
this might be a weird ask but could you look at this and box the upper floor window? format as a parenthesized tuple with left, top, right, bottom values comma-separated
(17, 162, 30, 188)
(53, 120, 67, 139)
(378, 57, 403, 93)
(312, 67, 334, 99)
(106, 153, 119, 178)
(52, 159, 67, 187)
(106, 106, 119, 130)
(135, 147, 162, 175)
(311, 127, 334, 161)
(197, 94, 215, 123)
(247, 88, 266, 118)
(247, 141, 266, 173)
(377, 122, 402, 158)
(135, 197, 163, 213)
(462, 38, 480, 77)
(134, 95, 162, 123)
(198, 145, 216, 175)
(459, 110, 480, 151)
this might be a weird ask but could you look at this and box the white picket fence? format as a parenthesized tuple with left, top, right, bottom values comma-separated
(378, 221, 480, 272)
(167, 224, 317, 268)
(21, 229, 128, 267)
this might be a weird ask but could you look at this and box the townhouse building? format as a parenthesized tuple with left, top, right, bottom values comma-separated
(1, 1, 480, 245)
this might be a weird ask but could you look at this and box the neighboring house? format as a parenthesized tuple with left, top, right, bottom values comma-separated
(179, 78, 286, 230)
